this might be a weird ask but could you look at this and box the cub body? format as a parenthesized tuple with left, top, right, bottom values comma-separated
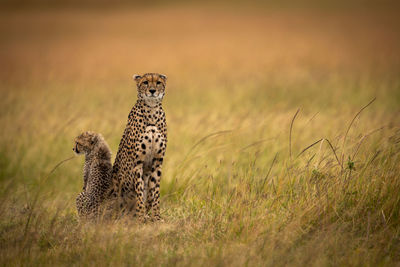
(73, 131, 112, 219)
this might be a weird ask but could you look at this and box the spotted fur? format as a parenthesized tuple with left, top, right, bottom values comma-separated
(108, 73, 167, 221)
(74, 131, 113, 220)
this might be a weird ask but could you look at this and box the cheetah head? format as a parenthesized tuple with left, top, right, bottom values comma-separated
(73, 131, 99, 155)
(133, 73, 167, 106)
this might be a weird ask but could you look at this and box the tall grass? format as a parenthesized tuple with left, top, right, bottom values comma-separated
(0, 4, 400, 266)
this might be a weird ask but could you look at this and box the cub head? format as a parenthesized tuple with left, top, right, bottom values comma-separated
(73, 131, 100, 155)
(133, 73, 167, 105)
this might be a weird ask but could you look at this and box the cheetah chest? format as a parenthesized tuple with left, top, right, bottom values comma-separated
(140, 125, 165, 171)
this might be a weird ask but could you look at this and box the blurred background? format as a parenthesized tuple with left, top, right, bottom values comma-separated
(1, 0, 399, 90)
(1, 0, 400, 211)
(0, 0, 400, 265)
(1, 0, 400, 216)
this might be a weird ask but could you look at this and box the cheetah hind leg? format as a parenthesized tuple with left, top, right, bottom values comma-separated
(76, 192, 87, 218)
(76, 192, 98, 220)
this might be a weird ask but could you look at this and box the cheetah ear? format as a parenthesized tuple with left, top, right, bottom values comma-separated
(159, 74, 167, 81)
(133, 74, 142, 84)
(90, 135, 97, 145)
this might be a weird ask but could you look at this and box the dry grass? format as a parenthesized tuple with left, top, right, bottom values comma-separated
(0, 4, 400, 266)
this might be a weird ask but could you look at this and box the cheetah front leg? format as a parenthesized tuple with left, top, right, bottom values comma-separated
(147, 159, 163, 221)
(132, 163, 146, 221)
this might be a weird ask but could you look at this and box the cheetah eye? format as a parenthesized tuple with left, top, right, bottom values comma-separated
(156, 81, 162, 85)
(142, 81, 148, 85)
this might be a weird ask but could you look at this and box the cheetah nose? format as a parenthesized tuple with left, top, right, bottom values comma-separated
(149, 89, 156, 95)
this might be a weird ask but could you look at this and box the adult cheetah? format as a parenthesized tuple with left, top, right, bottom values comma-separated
(109, 73, 167, 221)
(73, 131, 113, 219)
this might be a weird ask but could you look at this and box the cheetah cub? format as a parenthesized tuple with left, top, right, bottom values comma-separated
(73, 131, 112, 219)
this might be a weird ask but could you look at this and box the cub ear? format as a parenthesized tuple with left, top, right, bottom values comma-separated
(159, 74, 167, 81)
(90, 135, 97, 145)
(86, 132, 97, 145)
(133, 74, 142, 84)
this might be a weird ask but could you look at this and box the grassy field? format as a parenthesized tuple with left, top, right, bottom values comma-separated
(0, 3, 400, 266)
